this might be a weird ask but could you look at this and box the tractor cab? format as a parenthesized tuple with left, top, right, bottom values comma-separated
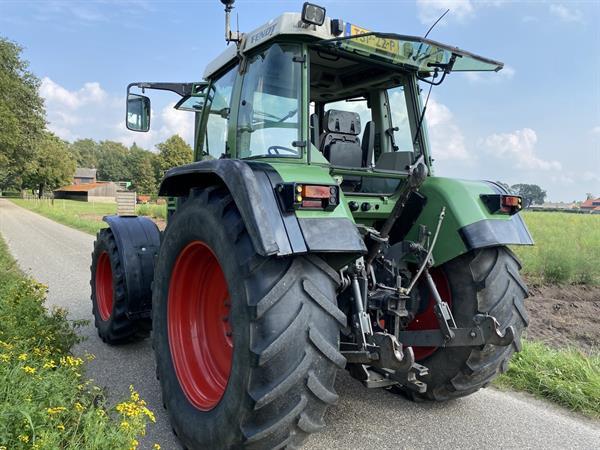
(127, 8, 502, 198)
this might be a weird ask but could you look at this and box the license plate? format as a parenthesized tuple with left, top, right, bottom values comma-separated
(346, 24, 399, 56)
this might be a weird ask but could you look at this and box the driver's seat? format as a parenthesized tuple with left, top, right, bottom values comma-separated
(320, 110, 363, 174)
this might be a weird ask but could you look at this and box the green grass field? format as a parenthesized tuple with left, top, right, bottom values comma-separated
(10, 200, 599, 285)
(10, 198, 166, 235)
(513, 212, 600, 286)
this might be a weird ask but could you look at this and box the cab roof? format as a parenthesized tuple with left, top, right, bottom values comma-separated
(203, 12, 503, 79)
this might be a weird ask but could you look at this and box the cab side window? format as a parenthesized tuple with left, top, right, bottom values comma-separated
(203, 68, 237, 158)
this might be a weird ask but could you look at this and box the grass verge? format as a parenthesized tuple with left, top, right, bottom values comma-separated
(10, 198, 166, 235)
(0, 236, 155, 449)
(497, 340, 600, 418)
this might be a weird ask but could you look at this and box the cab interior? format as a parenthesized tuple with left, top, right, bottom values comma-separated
(308, 47, 420, 194)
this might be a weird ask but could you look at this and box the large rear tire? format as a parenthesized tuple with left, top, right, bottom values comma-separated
(90, 228, 149, 344)
(153, 187, 346, 449)
(402, 246, 529, 401)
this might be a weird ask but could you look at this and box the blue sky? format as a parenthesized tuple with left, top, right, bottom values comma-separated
(1, 0, 598, 201)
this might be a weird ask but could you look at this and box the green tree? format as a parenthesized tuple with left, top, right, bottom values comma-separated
(127, 143, 157, 195)
(96, 140, 130, 181)
(23, 132, 76, 198)
(495, 181, 512, 193)
(0, 37, 46, 191)
(70, 139, 100, 168)
(511, 183, 547, 208)
(156, 135, 193, 178)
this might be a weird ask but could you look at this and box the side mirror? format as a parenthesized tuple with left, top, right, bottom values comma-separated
(126, 94, 151, 132)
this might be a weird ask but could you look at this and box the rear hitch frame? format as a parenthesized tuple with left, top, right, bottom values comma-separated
(397, 314, 515, 348)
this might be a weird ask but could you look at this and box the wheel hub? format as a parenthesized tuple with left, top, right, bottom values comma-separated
(95, 251, 113, 321)
(168, 241, 233, 411)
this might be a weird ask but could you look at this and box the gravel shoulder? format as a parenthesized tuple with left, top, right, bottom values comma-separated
(1, 198, 598, 449)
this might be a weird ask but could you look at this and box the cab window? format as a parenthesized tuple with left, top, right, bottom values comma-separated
(237, 44, 302, 158)
(203, 68, 237, 158)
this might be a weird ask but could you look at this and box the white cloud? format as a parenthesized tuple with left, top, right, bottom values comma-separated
(416, 0, 475, 24)
(521, 15, 539, 23)
(40, 77, 193, 150)
(582, 171, 600, 184)
(425, 98, 469, 160)
(549, 4, 583, 23)
(416, 0, 508, 25)
(464, 64, 515, 83)
(481, 128, 561, 171)
(591, 125, 600, 136)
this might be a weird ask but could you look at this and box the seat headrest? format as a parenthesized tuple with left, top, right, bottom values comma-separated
(324, 109, 361, 136)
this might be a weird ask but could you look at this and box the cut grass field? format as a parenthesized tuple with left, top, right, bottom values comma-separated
(10, 198, 166, 235)
(0, 236, 154, 448)
(513, 212, 600, 286)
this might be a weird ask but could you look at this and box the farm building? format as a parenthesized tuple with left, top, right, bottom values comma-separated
(54, 181, 118, 202)
(580, 197, 600, 213)
(73, 168, 97, 185)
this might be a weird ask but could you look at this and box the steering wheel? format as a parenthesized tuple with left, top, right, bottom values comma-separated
(267, 145, 297, 156)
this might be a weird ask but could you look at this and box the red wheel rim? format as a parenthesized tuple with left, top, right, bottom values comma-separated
(95, 251, 113, 321)
(406, 267, 452, 361)
(168, 241, 233, 411)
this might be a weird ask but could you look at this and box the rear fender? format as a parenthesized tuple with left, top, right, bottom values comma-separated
(401, 178, 533, 266)
(102, 216, 160, 319)
(158, 160, 366, 266)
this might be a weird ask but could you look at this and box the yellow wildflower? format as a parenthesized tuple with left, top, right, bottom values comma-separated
(129, 439, 139, 450)
(153, 444, 161, 450)
(120, 420, 130, 430)
(43, 359, 57, 369)
(22, 366, 36, 374)
(75, 402, 84, 412)
(18, 353, 28, 361)
(18, 434, 29, 443)
(57, 423, 65, 431)
(47, 406, 67, 415)
(60, 355, 83, 367)
(0, 354, 9, 362)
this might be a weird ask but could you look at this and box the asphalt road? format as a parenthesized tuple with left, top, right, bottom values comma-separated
(1, 198, 599, 449)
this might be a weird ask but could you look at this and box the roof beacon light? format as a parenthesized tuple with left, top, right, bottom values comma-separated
(301, 2, 326, 26)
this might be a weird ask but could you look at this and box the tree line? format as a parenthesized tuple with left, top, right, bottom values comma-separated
(0, 36, 192, 198)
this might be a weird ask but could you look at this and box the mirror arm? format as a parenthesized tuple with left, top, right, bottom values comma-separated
(127, 82, 207, 98)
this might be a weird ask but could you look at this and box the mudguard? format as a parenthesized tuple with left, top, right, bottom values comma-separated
(159, 159, 366, 264)
(102, 216, 161, 319)
(403, 177, 533, 266)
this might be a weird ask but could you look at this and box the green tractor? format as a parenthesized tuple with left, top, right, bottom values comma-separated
(91, 1, 532, 448)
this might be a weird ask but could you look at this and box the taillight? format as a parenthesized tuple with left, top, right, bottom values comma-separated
(277, 183, 339, 211)
(481, 194, 523, 215)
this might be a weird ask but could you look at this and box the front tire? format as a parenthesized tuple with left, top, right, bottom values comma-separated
(90, 228, 147, 344)
(404, 246, 529, 401)
(153, 187, 346, 449)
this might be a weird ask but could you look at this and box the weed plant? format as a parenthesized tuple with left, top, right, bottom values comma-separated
(0, 238, 156, 449)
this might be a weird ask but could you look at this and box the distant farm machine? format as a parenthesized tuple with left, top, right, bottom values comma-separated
(90, 2, 532, 448)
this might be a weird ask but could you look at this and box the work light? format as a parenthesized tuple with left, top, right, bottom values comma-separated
(301, 2, 326, 26)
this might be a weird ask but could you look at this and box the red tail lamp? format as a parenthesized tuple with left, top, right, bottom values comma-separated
(277, 183, 339, 211)
(481, 194, 523, 215)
